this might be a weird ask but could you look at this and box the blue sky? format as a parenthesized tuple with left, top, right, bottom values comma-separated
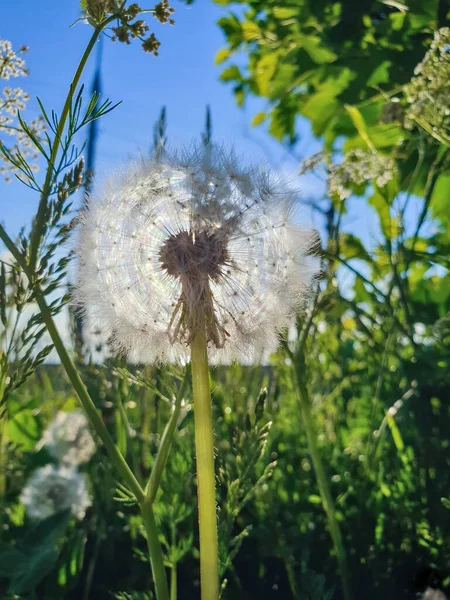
(2, 0, 424, 259)
(1, 0, 326, 237)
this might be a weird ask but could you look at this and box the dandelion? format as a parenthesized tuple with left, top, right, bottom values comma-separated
(40, 410, 96, 466)
(20, 464, 91, 521)
(76, 144, 317, 600)
(76, 145, 316, 365)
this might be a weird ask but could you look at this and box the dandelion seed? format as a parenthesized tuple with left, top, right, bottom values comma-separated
(20, 464, 91, 521)
(40, 410, 96, 465)
(75, 145, 317, 364)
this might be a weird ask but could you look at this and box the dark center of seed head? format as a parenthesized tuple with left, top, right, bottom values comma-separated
(159, 230, 228, 281)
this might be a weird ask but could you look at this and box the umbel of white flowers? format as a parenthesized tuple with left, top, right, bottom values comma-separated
(75, 145, 317, 364)
(39, 410, 96, 466)
(20, 465, 91, 521)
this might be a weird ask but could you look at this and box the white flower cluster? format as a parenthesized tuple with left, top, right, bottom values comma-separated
(20, 464, 91, 521)
(40, 410, 96, 465)
(299, 150, 330, 175)
(0, 38, 44, 182)
(0, 39, 28, 79)
(327, 149, 396, 200)
(76, 145, 318, 365)
(21, 411, 95, 521)
(405, 27, 450, 139)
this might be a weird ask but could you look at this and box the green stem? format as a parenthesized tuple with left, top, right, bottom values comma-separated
(141, 502, 170, 600)
(35, 291, 145, 503)
(0, 223, 172, 600)
(145, 371, 188, 504)
(0, 224, 144, 502)
(170, 564, 177, 600)
(190, 326, 219, 600)
(294, 359, 352, 600)
(28, 15, 117, 270)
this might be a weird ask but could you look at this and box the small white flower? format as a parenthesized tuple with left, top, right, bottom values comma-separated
(328, 149, 396, 200)
(40, 410, 96, 465)
(0, 38, 44, 183)
(75, 145, 317, 364)
(405, 27, 450, 139)
(20, 464, 91, 521)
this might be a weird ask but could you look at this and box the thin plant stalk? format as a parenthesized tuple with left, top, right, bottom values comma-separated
(0, 225, 171, 600)
(141, 502, 170, 600)
(294, 362, 352, 600)
(190, 323, 219, 600)
(28, 14, 117, 269)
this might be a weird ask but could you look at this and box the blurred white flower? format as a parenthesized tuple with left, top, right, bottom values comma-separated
(20, 464, 91, 521)
(75, 145, 317, 364)
(40, 410, 96, 465)
(327, 149, 397, 200)
(422, 588, 447, 600)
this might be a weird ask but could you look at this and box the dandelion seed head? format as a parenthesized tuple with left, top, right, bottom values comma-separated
(20, 464, 91, 521)
(75, 145, 318, 364)
(40, 410, 96, 465)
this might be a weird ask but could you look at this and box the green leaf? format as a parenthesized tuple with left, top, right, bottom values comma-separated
(220, 65, 242, 83)
(9, 547, 59, 594)
(353, 278, 372, 303)
(308, 494, 323, 505)
(301, 36, 337, 64)
(215, 48, 232, 65)
(23, 510, 71, 551)
(340, 234, 373, 262)
(273, 7, 298, 19)
(302, 92, 338, 137)
(254, 53, 279, 96)
(386, 413, 404, 452)
(0, 544, 28, 578)
(242, 21, 261, 41)
(344, 105, 376, 152)
(251, 112, 267, 127)
(7, 409, 41, 451)
(366, 60, 392, 87)
(369, 190, 392, 239)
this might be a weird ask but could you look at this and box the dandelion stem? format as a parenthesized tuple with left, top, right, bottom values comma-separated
(191, 324, 219, 600)
(294, 361, 353, 600)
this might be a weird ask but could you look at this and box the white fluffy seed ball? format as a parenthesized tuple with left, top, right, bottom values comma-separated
(75, 145, 318, 364)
